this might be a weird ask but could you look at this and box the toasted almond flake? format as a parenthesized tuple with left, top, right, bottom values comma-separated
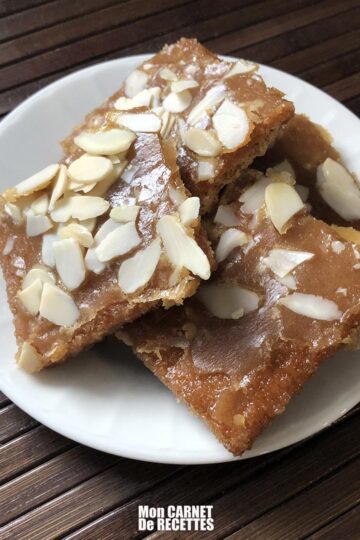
(239, 176, 271, 214)
(3, 236, 15, 255)
(187, 85, 227, 126)
(159, 110, 176, 138)
(121, 164, 136, 184)
(213, 99, 250, 150)
(110, 205, 140, 222)
(171, 80, 199, 93)
(354, 263, 360, 270)
(224, 59, 257, 78)
(48, 164, 68, 211)
(157, 215, 210, 280)
(95, 221, 141, 262)
(159, 67, 177, 81)
(85, 248, 105, 274)
(163, 90, 193, 113)
(18, 342, 42, 373)
(198, 284, 259, 319)
(51, 196, 109, 222)
(116, 112, 161, 133)
(184, 127, 222, 157)
(30, 193, 49, 215)
(216, 228, 249, 262)
(14, 164, 59, 198)
(26, 213, 53, 237)
(74, 129, 136, 156)
(336, 287, 347, 296)
(124, 69, 148, 98)
(265, 182, 304, 234)
(23, 265, 55, 289)
(279, 293, 342, 321)
(59, 223, 93, 247)
(88, 162, 126, 197)
(295, 184, 310, 202)
(278, 274, 297, 290)
(133, 87, 161, 108)
(69, 180, 97, 193)
(118, 238, 161, 293)
(41, 233, 58, 268)
(4, 202, 23, 224)
(179, 197, 200, 225)
(68, 154, 113, 184)
(168, 185, 187, 206)
(272, 159, 295, 177)
(262, 249, 314, 278)
(81, 218, 97, 232)
(214, 204, 240, 227)
(317, 158, 360, 220)
(331, 225, 360, 244)
(54, 238, 86, 290)
(113, 96, 139, 111)
(331, 240, 345, 254)
(40, 282, 80, 326)
(18, 278, 43, 315)
(197, 160, 215, 181)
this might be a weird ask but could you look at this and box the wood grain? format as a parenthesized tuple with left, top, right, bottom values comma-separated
(0, 1, 359, 538)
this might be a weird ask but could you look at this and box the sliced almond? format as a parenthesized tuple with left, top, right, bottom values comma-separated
(265, 182, 304, 234)
(30, 193, 49, 215)
(118, 238, 161, 293)
(88, 162, 126, 197)
(224, 59, 257, 78)
(184, 128, 222, 157)
(159, 110, 176, 138)
(278, 274, 297, 290)
(171, 79, 199, 93)
(26, 213, 53, 237)
(187, 85, 227, 126)
(215, 228, 249, 262)
(279, 293, 342, 321)
(295, 184, 310, 202)
(54, 238, 86, 290)
(214, 204, 240, 227)
(74, 129, 136, 156)
(124, 69, 148, 98)
(50, 196, 109, 222)
(14, 164, 59, 198)
(68, 180, 97, 193)
(197, 284, 259, 319)
(3, 236, 15, 255)
(197, 160, 215, 181)
(68, 154, 113, 184)
(272, 159, 295, 177)
(157, 215, 210, 280)
(18, 342, 42, 373)
(49, 164, 68, 211)
(262, 249, 314, 278)
(95, 221, 141, 262)
(81, 218, 97, 232)
(40, 282, 80, 326)
(85, 248, 105, 274)
(163, 90, 192, 113)
(179, 197, 200, 225)
(41, 233, 58, 268)
(110, 205, 140, 223)
(239, 176, 271, 214)
(23, 265, 55, 290)
(121, 164, 137, 184)
(18, 278, 43, 315)
(213, 99, 250, 150)
(168, 186, 187, 206)
(317, 158, 360, 220)
(4, 202, 23, 224)
(116, 112, 161, 133)
(59, 223, 93, 247)
(159, 67, 177, 81)
(132, 87, 161, 108)
(114, 96, 139, 111)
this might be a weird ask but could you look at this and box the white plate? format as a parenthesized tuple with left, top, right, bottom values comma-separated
(0, 55, 360, 465)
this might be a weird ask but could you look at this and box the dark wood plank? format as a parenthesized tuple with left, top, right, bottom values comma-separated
(0, 461, 181, 540)
(300, 48, 360, 89)
(227, 458, 360, 539)
(0, 392, 10, 408)
(0, 0, 189, 66)
(0, 405, 38, 444)
(0, 0, 55, 18)
(307, 504, 360, 540)
(344, 94, 360, 116)
(0, 426, 74, 484)
(0, 446, 120, 526)
(325, 73, 360, 102)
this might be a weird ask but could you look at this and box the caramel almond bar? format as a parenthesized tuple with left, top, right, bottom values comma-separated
(63, 38, 294, 212)
(0, 124, 214, 372)
(119, 168, 360, 456)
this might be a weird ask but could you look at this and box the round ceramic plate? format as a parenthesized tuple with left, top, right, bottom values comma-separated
(0, 55, 360, 465)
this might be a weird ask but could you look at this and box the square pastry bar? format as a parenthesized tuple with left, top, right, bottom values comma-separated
(0, 124, 213, 372)
(63, 38, 294, 211)
(119, 167, 360, 456)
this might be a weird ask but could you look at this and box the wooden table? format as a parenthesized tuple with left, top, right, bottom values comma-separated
(0, 1, 359, 538)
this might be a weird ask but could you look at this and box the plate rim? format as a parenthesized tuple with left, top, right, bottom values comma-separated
(0, 54, 359, 465)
